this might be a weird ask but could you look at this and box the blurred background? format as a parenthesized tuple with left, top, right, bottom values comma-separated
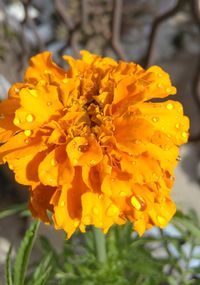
(0, 0, 200, 278)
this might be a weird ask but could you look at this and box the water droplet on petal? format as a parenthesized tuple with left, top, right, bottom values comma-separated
(157, 215, 166, 226)
(120, 191, 126, 197)
(26, 114, 34, 123)
(131, 196, 142, 210)
(78, 144, 89, 152)
(166, 103, 173, 110)
(60, 201, 65, 207)
(73, 219, 79, 228)
(157, 73, 162, 78)
(182, 131, 188, 139)
(153, 173, 159, 181)
(24, 129, 32, 137)
(175, 123, 180, 129)
(152, 116, 159, 123)
(107, 205, 119, 216)
(47, 101, 52, 106)
(93, 207, 99, 215)
(111, 178, 115, 182)
(13, 117, 20, 125)
(89, 160, 97, 166)
(166, 87, 172, 93)
(176, 155, 181, 161)
(98, 194, 103, 200)
(15, 87, 19, 93)
(29, 89, 37, 97)
(24, 138, 30, 144)
(83, 216, 91, 224)
(131, 195, 146, 211)
(9, 164, 14, 170)
(51, 158, 57, 167)
(157, 83, 163, 88)
(62, 78, 68, 83)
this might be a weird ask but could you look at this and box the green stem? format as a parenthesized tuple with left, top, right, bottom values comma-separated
(93, 227, 107, 263)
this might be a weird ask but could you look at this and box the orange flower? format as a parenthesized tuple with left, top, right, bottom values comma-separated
(0, 51, 189, 238)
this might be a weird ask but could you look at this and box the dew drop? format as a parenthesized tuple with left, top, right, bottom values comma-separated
(13, 117, 20, 125)
(51, 158, 57, 167)
(89, 160, 97, 166)
(78, 144, 89, 152)
(107, 205, 119, 216)
(120, 191, 126, 197)
(24, 129, 32, 137)
(157, 83, 163, 88)
(24, 138, 30, 144)
(83, 216, 91, 224)
(73, 159, 78, 165)
(15, 87, 19, 93)
(152, 173, 159, 181)
(26, 114, 34, 123)
(131, 196, 142, 210)
(176, 155, 181, 161)
(93, 207, 99, 215)
(47, 101, 52, 106)
(166, 87, 171, 93)
(166, 103, 173, 110)
(111, 178, 115, 182)
(157, 215, 166, 226)
(175, 123, 180, 129)
(157, 73, 162, 78)
(98, 194, 103, 200)
(131, 195, 146, 211)
(152, 116, 159, 123)
(182, 131, 188, 139)
(29, 89, 37, 97)
(60, 201, 65, 207)
(9, 164, 14, 170)
(62, 78, 68, 84)
(73, 219, 79, 228)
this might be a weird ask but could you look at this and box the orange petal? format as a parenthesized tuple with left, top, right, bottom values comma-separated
(38, 146, 74, 187)
(66, 135, 103, 167)
(25, 52, 65, 84)
(29, 184, 56, 223)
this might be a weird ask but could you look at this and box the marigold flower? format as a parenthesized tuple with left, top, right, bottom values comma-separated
(0, 51, 189, 238)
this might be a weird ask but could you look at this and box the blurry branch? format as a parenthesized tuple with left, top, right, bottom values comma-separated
(81, 0, 89, 33)
(111, 0, 126, 60)
(54, 0, 80, 57)
(188, 0, 200, 142)
(191, 0, 200, 27)
(189, 56, 200, 142)
(143, 0, 186, 68)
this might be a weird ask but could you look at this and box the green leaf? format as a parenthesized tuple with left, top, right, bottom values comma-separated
(28, 254, 52, 285)
(0, 203, 27, 220)
(174, 216, 200, 241)
(5, 245, 13, 285)
(13, 220, 40, 285)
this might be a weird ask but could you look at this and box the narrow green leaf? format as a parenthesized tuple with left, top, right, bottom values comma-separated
(5, 245, 13, 285)
(13, 220, 40, 285)
(0, 203, 27, 220)
(174, 217, 200, 241)
(28, 254, 52, 285)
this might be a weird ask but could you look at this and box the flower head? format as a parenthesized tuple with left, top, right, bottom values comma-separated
(0, 51, 189, 238)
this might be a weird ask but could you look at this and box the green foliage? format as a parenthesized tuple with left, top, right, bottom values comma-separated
(4, 220, 40, 285)
(13, 220, 40, 285)
(5, 246, 13, 285)
(2, 209, 200, 285)
(0, 203, 27, 220)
